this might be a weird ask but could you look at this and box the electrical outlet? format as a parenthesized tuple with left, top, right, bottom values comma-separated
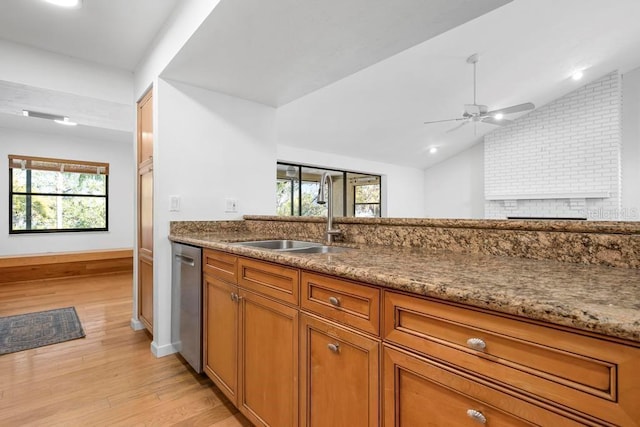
(225, 198, 238, 213)
(170, 195, 181, 212)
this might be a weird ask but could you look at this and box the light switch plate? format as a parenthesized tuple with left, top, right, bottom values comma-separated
(170, 195, 181, 212)
(225, 198, 238, 213)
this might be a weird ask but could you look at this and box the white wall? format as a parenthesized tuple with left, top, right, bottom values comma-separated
(424, 142, 484, 219)
(277, 145, 426, 218)
(0, 40, 133, 105)
(150, 78, 276, 355)
(622, 66, 640, 220)
(0, 126, 134, 256)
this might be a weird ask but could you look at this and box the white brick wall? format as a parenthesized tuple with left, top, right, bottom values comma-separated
(484, 71, 622, 220)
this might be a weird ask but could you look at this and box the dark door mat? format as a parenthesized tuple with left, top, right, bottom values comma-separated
(0, 307, 85, 355)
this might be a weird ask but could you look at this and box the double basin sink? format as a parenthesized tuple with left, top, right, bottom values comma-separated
(230, 240, 352, 254)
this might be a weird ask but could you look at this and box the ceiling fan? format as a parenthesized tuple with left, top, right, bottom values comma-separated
(424, 53, 535, 133)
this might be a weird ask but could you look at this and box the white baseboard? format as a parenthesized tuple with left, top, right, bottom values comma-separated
(151, 340, 178, 358)
(130, 318, 145, 331)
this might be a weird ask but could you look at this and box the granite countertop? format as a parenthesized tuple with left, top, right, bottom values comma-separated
(170, 231, 640, 344)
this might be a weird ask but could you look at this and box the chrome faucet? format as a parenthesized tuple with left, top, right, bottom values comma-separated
(317, 172, 342, 244)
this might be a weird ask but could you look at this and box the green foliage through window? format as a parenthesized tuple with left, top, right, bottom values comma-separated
(354, 184, 381, 217)
(9, 155, 109, 233)
(276, 162, 381, 217)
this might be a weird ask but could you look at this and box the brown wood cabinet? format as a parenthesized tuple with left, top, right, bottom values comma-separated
(239, 289, 299, 427)
(301, 271, 380, 336)
(383, 290, 640, 426)
(300, 313, 379, 427)
(137, 88, 153, 334)
(198, 248, 640, 427)
(239, 257, 300, 305)
(202, 249, 299, 427)
(137, 253, 153, 332)
(382, 345, 582, 427)
(203, 273, 238, 404)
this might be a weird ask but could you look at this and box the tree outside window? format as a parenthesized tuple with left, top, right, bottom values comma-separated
(9, 155, 108, 233)
(276, 162, 381, 217)
(354, 184, 381, 217)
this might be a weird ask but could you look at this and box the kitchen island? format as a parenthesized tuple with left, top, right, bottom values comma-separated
(169, 216, 640, 426)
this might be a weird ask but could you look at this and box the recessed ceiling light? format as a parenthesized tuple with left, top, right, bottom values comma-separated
(54, 117, 78, 126)
(22, 110, 77, 126)
(428, 147, 438, 154)
(43, 0, 82, 8)
(571, 70, 584, 81)
(493, 113, 504, 120)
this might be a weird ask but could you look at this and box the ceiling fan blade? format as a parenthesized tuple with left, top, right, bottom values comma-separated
(489, 102, 535, 116)
(482, 117, 514, 126)
(446, 121, 469, 133)
(424, 117, 466, 125)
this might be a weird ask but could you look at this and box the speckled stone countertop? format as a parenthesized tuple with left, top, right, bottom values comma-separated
(169, 229, 640, 344)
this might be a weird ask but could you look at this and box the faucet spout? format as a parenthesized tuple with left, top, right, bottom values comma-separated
(317, 172, 342, 244)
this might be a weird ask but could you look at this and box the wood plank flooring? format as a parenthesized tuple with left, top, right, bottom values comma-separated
(0, 273, 251, 426)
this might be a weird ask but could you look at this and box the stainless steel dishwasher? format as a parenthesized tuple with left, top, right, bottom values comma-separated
(171, 242, 203, 373)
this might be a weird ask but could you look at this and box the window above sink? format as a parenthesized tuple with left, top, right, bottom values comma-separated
(276, 162, 382, 218)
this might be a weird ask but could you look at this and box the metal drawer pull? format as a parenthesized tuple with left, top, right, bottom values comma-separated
(466, 338, 486, 351)
(327, 343, 340, 353)
(466, 409, 487, 424)
(328, 296, 341, 307)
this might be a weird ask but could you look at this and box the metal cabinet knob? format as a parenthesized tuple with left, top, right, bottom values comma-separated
(328, 296, 340, 307)
(466, 337, 486, 351)
(466, 409, 487, 424)
(327, 343, 340, 353)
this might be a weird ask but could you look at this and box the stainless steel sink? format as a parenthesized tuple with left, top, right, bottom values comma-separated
(284, 246, 352, 254)
(230, 239, 352, 254)
(230, 240, 323, 250)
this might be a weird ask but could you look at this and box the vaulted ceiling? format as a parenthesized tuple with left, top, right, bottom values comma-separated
(0, 0, 180, 70)
(2, 0, 640, 168)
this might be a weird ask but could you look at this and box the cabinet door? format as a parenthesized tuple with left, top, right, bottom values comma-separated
(203, 274, 239, 405)
(137, 88, 153, 166)
(300, 314, 380, 427)
(138, 253, 153, 333)
(383, 345, 582, 427)
(239, 290, 299, 427)
(138, 165, 153, 256)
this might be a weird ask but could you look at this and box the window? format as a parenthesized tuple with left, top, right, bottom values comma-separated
(354, 182, 381, 217)
(276, 162, 381, 217)
(9, 155, 109, 233)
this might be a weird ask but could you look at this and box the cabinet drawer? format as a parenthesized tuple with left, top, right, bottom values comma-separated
(383, 291, 640, 426)
(383, 345, 584, 427)
(238, 257, 300, 305)
(203, 249, 237, 284)
(301, 272, 380, 336)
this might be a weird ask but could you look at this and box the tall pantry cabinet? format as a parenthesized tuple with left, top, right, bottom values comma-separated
(137, 88, 154, 334)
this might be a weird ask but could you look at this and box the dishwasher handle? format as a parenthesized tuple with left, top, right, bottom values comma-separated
(175, 254, 195, 266)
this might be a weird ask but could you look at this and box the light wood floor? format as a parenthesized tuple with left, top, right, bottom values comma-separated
(0, 272, 251, 426)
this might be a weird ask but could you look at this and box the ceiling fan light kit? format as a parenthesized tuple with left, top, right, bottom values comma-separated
(424, 53, 535, 133)
(572, 70, 584, 81)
